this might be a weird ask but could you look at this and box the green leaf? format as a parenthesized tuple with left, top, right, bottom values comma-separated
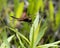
(34, 22, 41, 43)
(16, 2, 24, 18)
(29, 14, 40, 48)
(49, 0, 54, 22)
(37, 45, 58, 48)
(34, 0, 44, 14)
(28, 0, 43, 15)
(16, 33, 26, 48)
(30, 26, 34, 48)
(35, 20, 47, 46)
(37, 41, 60, 48)
(55, 4, 60, 28)
(7, 35, 15, 42)
(28, 1, 34, 15)
(33, 18, 42, 44)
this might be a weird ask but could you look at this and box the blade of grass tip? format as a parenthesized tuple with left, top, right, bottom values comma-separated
(16, 33, 26, 48)
(37, 44, 58, 48)
(49, 41, 60, 45)
(8, 27, 30, 44)
(7, 35, 15, 42)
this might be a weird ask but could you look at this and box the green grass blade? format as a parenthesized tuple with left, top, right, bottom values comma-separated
(35, 20, 47, 45)
(16, 33, 26, 48)
(49, 0, 54, 22)
(28, 0, 43, 15)
(8, 27, 30, 44)
(7, 35, 15, 42)
(55, 3, 60, 28)
(29, 13, 39, 41)
(30, 27, 34, 48)
(29, 13, 40, 48)
(16, 2, 24, 18)
(37, 41, 60, 48)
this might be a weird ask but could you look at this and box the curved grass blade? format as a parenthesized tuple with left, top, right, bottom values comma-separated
(16, 33, 26, 48)
(8, 27, 30, 45)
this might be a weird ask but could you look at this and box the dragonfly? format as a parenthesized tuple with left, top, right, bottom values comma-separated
(11, 8, 32, 22)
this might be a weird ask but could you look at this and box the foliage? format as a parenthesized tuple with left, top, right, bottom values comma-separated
(0, 0, 60, 48)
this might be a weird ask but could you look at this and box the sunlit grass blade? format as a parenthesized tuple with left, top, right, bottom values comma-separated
(49, 0, 54, 22)
(30, 26, 34, 48)
(28, 0, 43, 15)
(34, 19, 42, 44)
(7, 35, 15, 42)
(55, 3, 60, 28)
(27, 1, 34, 15)
(34, 22, 41, 43)
(55, 12, 60, 30)
(16, 2, 24, 18)
(37, 45, 58, 48)
(37, 41, 60, 48)
(30, 13, 40, 48)
(29, 13, 39, 41)
(27, 0, 43, 21)
(33, 0, 44, 14)
(35, 20, 47, 46)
